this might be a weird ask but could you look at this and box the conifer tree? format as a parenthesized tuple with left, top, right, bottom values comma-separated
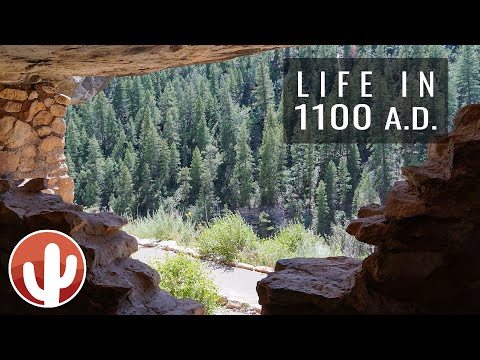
(337, 158, 352, 213)
(315, 180, 329, 235)
(231, 118, 254, 207)
(111, 164, 136, 216)
(456, 45, 480, 105)
(324, 160, 337, 220)
(190, 147, 203, 203)
(259, 106, 279, 206)
(193, 96, 209, 151)
(352, 168, 380, 216)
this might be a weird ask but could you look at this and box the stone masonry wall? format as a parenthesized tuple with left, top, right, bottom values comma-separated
(0, 83, 73, 202)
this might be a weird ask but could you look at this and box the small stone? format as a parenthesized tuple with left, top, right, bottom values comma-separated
(0, 151, 20, 175)
(254, 266, 273, 274)
(40, 136, 64, 152)
(43, 98, 54, 108)
(54, 94, 72, 105)
(158, 240, 179, 251)
(22, 145, 36, 158)
(46, 153, 65, 163)
(51, 118, 66, 136)
(18, 158, 35, 172)
(137, 238, 158, 248)
(24, 100, 46, 122)
(217, 295, 228, 305)
(0, 116, 16, 139)
(50, 104, 67, 117)
(226, 299, 245, 310)
(5, 121, 37, 149)
(3, 101, 22, 113)
(57, 175, 74, 203)
(0, 88, 28, 101)
(36, 126, 52, 138)
(28, 91, 38, 100)
(32, 110, 54, 126)
(42, 85, 56, 94)
(236, 262, 254, 271)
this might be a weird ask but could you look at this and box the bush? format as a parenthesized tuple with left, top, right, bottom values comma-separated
(326, 211, 373, 258)
(242, 239, 293, 268)
(241, 223, 333, 268)
(274, 223, 316, 252)
(150, 254, 219, 314)
(124, 207, 196, 247)
(195, 211, 258, 262)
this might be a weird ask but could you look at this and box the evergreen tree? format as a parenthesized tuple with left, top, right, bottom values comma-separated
(315, 180, 329, 235)
(259, 106, 279, 206)
(193, 96, 209, 151)
(82, 138, 104, 207)
(111, 164, 136, 216)
(231, 118, 254, 207)
(190, 147, 203, 203)
(324, 160, 337, 222)
(352, 168, 380, 216)
(456, 45, 480, 105)
(176, 167, 192, 210)
(337, 158, 352, 213)
(252, 60, 274, 151)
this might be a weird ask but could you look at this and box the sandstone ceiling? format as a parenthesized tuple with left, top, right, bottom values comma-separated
(0, 45, 285, 102)
(0, 45, 284, 82)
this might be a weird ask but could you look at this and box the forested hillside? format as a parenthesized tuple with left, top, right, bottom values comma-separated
(65, 45, 480, 239)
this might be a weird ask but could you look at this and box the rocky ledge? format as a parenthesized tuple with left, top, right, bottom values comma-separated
(257, 104, 480, 314)
(0, 178, 204, 314)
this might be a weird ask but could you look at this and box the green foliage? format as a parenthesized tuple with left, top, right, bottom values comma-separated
(124, 208, 196, 247)
(151, 254, 219, 314)
(259, 106, 281, 206)
(326, 211, 372, 258)
(315, 180, 329, 235)
(352, 168, 380, 216)
(195, 211, 258, 262)
(274, 223, 317, 252)
(258, 211, 275, 238)
(242, 222, 331, 268)
(230, 117, 254, 207)
(66, 45, 477, 239)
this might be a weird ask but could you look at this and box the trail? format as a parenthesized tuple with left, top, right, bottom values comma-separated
(131, 245, 266, 310)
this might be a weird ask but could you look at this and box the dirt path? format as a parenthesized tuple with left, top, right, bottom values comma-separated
(131, 245, 266, 312)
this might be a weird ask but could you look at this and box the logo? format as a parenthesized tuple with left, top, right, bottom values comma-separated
(8, 230, 87, 308)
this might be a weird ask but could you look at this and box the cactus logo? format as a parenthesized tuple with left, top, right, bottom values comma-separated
(8, 230, 87, 308)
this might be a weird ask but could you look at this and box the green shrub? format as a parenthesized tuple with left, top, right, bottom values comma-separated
(195, 211, 258, 262)
(258, 211, 275, 238)
(150, 254, 219, 314)
(241, 223, 333, 267)
(124, 208, 196, 246)
(274, 223, 316, 252)
(242, 239, 293, 268)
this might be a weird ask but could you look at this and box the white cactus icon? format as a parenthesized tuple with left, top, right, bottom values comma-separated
(23, 243, 78, 307)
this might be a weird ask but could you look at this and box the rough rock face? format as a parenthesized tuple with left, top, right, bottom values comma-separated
(0, 179, 204, 314)
(257, 105, 480, 314)
(257, 257, 363, 314)
(0, 83, 73, 202)
(0, 46, 285, 103)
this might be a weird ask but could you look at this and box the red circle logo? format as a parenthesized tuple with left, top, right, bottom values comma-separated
(8, 230, 87, 308)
